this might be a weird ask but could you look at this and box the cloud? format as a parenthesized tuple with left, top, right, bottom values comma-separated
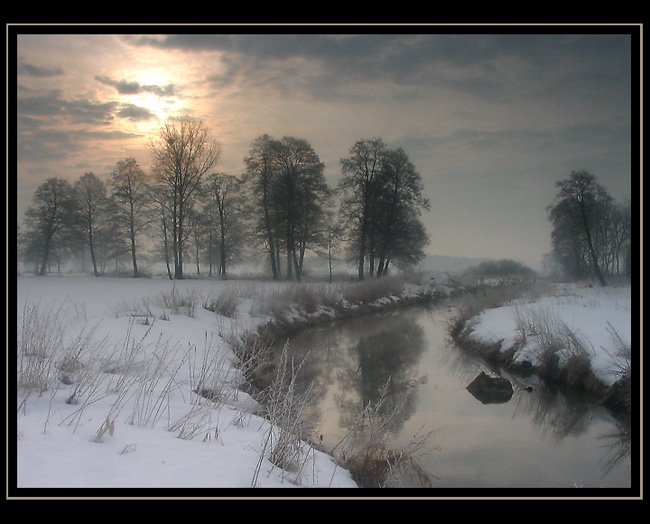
(116, 103, 157, 121)
(95, 74, 176, 97)
(17, 61, 64, 78)
(17, 123, 139, 163)
(126, 33, 631, 111)
(17, 91, 118, 124)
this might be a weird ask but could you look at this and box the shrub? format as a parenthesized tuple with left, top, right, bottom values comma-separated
(157, 285, 199, 317)
(17, 302, 65, 395)
(342, 277, 404, 305)
(202, 293, 238, 318)
(464, 258, 537, 278)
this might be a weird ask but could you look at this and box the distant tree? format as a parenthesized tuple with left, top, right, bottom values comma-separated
(466, 258, 537, 278)
(273, 137, 330, 282)
(150, 116, 220, 279)
(73, 172, 111, 276)
(604, 199, 631, 275)
(385, 209, 430, 273)
(339, 138, 386, 280)
(22, 177, 77, 275)
(548, 170, 614, 286)
(202, 172, 246, 278)
(245, 134, 282, 280)
(109, 157, 152, 277)
(315, 211, 345, 284)
(74, 172, 110, 276)
(186, 206, 207, 276)
(374, 147, 430, 275)
(150, 187, 174, 280)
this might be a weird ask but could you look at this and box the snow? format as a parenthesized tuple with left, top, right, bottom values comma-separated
(13, 274, 632, 493)
(467, 282, 632, 386)
(15, 275, 358, 491)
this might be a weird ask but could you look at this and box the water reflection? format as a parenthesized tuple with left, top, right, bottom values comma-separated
(281, 305, 632, 489)
(285, 311, 427, 442)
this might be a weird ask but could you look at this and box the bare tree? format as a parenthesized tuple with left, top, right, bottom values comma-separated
(339, 138, 386, 280)
(23, 177, 77, 275)
(74, 172, 111, 277)
(150, 116, 220, 279)
(245, 134, 283, 280)
(339, 139, 430, 279)
(375, 147, 430, 276)
(273, 137, 329, 282)
(548, 170, 611, 286)
(245, 135, 329, 282)
(203, 173, 245, 278)
(109, 157, 152, 277)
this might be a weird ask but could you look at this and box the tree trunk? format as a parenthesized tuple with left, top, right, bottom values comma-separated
(581, 203, 607, 287)
(88, 230, 100, 277)
(357, 227, 366, 281)
(130, 225, 139, 277)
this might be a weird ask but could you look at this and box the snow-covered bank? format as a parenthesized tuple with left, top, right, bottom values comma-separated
(450, 281, 632, 410)
(14, 274, 449, 494)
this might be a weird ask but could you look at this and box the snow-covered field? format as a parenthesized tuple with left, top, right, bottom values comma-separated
(466, 282, 632, 387)
(13, 274, 633, 494)
(15, 275, 360, 492)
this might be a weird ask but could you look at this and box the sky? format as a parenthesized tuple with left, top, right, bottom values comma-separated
(12, 26, 636, 271)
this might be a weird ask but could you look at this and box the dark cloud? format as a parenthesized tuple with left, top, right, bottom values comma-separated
(17, 61, 64, 78)
(17, 123, 139, 163)
(95, 74, 177, 97)
(17, 92, 118, 124)
(116, 103, 157, 121)
(128, 33, 631, 110)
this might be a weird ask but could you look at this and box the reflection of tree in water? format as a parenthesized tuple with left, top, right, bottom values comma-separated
(282, 325, 344, 398)
(519, 391, 632, 479)
(598, 418, 631, 478)
(443, 328, 632, 479)
(441, 323, 632, 481)
(520, 389, 593, 439)
(336, 313, 427, 437)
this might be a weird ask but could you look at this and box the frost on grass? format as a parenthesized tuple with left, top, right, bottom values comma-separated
(452, 282, 632, 406)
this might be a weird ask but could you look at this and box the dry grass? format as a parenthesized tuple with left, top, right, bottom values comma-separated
(157, 285, 199, 317)
(329, 380, 436, 488)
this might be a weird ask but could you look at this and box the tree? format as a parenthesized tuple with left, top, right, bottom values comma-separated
(203, 172, 245, 278)
(315, 211, 345, 284)
(548, 170, 612, 286)
(109, 157, 152, 277)
(339, 138, 386, 280)
(73, 172, 112, 276)
(245, 134, 283, 280)
(153, 194, 174, 280)
(339, 139, 430, 279)
(466, 259, 537, 278)
(150, 116, 220, 279)
(273, 137, 329, 282)
(374, 147, 430, 275)
(23, 177, 77, 275)
(245, 135, 330, 282)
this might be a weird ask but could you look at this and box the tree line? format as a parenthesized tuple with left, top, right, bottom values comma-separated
(18, 116, 430, 281)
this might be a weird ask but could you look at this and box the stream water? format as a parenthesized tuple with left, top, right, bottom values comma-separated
(281, 304, 633, 491)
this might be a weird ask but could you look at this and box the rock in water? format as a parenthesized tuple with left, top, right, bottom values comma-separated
(466, 372, 514, 404)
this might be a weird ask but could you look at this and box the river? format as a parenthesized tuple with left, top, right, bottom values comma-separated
(279, 303, 632, 491)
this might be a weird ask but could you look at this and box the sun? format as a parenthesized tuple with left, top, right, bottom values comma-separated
(133, 91, 172, 121)
(114, 70, 174, 121)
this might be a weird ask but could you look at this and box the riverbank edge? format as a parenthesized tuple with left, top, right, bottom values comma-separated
(224, 278, 461, 486)
(446, 284, 632, 416)
(233, 280, 458, 391)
